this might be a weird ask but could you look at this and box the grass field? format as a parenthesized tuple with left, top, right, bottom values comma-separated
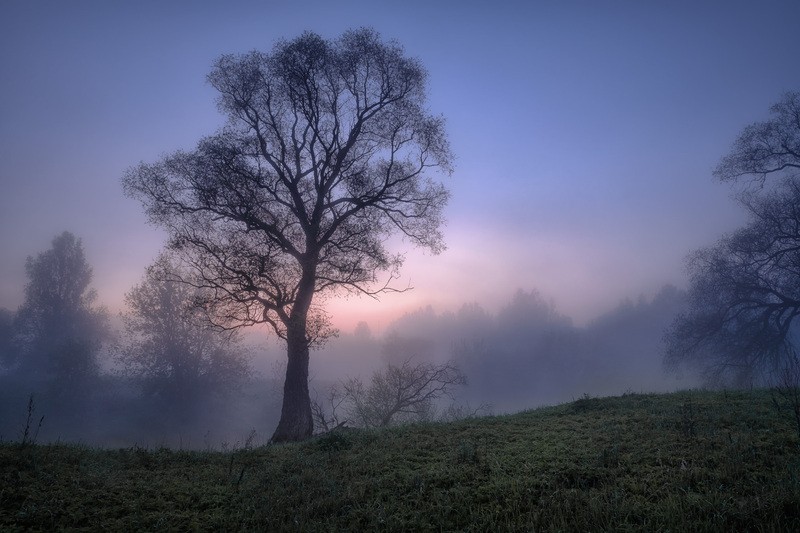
(2, 389, 800, 531)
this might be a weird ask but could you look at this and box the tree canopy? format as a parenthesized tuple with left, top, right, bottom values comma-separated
(714, 91, 800, 186)
(666, 91, 800, 385)
(123, 28, 452, 442)
(118, 257, 251, 413)
(13, 231, 107, 387)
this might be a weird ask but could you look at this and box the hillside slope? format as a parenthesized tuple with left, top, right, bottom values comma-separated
(2, 389, 800, 531)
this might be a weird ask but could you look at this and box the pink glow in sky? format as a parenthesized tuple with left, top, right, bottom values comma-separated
(2, 0, 799, 334)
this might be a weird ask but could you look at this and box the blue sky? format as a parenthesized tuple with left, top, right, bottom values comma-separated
(2, 0, 800, 331)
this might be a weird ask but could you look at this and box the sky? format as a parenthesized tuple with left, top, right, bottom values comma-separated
(2, 0, 800, 333)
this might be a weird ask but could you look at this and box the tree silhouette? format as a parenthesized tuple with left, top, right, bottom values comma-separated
(118, 256, 251, 414)
(123, 29, 452, 442)
(665, 179, 800, 385)
(714, 91, 800, 186)
(13, 231, 107, 390)
(666, 92, 800, 385)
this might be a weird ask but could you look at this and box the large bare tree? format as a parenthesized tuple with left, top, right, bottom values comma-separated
(123, 29, 452, 442)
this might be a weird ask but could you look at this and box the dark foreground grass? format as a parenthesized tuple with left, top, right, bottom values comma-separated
(2, 389, 800, 531)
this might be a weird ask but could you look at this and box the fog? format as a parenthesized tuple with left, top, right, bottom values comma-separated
(2, 2, 797, 447)
(0, 282, 697, 448)
(337, 284, 695, 414)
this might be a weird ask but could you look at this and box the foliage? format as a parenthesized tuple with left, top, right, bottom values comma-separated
(122, 28, 452, 442)
(11, 232, 108, 387)
(2, 390, 800, 531)
(117, 256, 252, 411)
(665, 92, 800, 386)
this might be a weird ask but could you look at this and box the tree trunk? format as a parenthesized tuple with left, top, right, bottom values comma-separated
(270, 267, 315, 443)
(270, 328, 313, 442)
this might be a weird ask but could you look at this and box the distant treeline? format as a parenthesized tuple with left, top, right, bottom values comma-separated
(0, 233, 693, 447)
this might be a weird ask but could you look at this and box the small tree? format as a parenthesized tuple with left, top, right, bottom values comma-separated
(123, 28, 452, 442)
(313, 358, 466, 430)
(118, 257, 251, 412)
(13, 232, 107, 389)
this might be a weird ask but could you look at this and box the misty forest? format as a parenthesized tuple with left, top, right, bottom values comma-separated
(3, 23, 800, 531)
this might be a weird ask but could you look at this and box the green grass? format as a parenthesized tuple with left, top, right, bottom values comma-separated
(2, 389, 800, 531)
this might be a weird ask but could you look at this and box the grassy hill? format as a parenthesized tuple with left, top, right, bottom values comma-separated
(2, 389, 800, 531)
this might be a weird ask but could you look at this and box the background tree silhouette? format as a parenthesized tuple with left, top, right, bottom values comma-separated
(118, 256, 251, 417)
(123, 28, 452, 442)
(13, 231, 108, 392)
(665, 91, 800, 385)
